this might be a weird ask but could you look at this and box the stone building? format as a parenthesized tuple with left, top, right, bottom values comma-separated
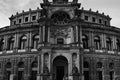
(0, 0, 120, 80)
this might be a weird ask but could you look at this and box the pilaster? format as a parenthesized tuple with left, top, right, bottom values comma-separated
(103, 59, 110, 80)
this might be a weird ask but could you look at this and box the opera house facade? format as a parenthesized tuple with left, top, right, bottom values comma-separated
(0, 0, 120, 80)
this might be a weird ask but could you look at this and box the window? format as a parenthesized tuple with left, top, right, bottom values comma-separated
(104, 21, 107, 25)
(106, 37, 112, 51)
(84, 61, 89, 68)
(92, 17, 96, 22)
(96, 62, 102, 68)
(19, 19, 22, 23)
(19, 36, 27, 49)
(57, 38, 64, 44)
(94, 36, 101, 50)
(109, 71, 114, 80)
(84, 71, 89, 80)
(13, 21, 16, 25)
(85, 16, 88, 21)
(99, 19, 102, 24)
(97, 71, 103, 80)
(116, 39, 120, 51)
(25, 17, 28, 22)
(8, 37, 14, 50)
(6, 62, 12, 80)
(82, 35, 88, 49)
(32, 16, 36, 21)
(0, 39, 4, 51)
(32, 35, 39, 49)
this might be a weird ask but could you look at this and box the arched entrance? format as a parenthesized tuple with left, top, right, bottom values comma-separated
(53, 56, 68, 80)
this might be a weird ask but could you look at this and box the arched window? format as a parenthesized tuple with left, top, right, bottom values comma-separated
(116, 39, 120, 51)
(19, 36, 27, 49)
(0, 39, 4, 51)
(6, 62, 12, 80)
(94, 36, 101, 50)
(96, 62, 103, 80)
(109, 62, 114, 80)
(96, 62, 102, 68)
(83, 61, 89, 80)
(84, 61, 89, 68)
(8, 37, 14, 50)
(18, 62, 24, 80)
(82, 35, 88, 49)
(106, 37, 112, 51)
(31, 61, 38, 80)
(51, 11, 70, 25)
(31, 61, 38, 68)
(32, 35, 39, 49)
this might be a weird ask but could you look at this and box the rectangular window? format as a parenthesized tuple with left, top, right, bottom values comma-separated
(104, 21, 107, 25)
(92, 17, 96, 22)
(19, 19, 22, 23)
(99, 19, 102, 23)
(97, 71, 103, 80)
(110, 71, 114, 80)
(32, 16, 36, 21)
(25, 17, 28, 22)
(85, 16, 88, 21)
(84, 71, 89, 80)
(13, 21, 16, 25)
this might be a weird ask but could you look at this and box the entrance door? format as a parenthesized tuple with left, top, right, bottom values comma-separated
(56, 66, 64, 80)
(53, 56, 68, 80)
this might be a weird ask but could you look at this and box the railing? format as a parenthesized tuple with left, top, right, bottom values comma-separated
(39, 43, 80, 48)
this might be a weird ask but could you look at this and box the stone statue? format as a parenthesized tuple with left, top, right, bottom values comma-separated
(73, 0, 78, 3)
(43, 0, 49, 3)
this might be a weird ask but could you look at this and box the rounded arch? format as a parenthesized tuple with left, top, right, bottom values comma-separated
(19, 35, 27, 49)
(53, 56, 68, 80)
(18, 61, 24, 68)
(0, 38, 5, 51)
(32, 34, 39, 49)
(31, 61, 38, 68)
(51, 11, 70, 24)
(96, 62, 103, 68)
(8, 36, 15, 50)
(83, 61, 89, 68)
(6, 62, 12, 68)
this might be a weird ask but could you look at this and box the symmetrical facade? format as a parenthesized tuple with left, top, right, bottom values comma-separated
(0, 0, 120, 80)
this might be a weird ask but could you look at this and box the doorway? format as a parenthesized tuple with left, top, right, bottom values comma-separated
(53, 56, 68, 80)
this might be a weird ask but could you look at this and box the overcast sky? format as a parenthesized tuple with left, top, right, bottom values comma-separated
(0, 0, 120, 28)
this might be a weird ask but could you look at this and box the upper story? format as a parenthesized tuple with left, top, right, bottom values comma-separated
(9, 0, 111, 27)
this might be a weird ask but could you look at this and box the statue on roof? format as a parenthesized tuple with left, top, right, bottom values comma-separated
(73, 0, 78, 3)
(43, 0, 49, 3)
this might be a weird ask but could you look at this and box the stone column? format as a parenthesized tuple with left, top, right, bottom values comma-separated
(79, 52, 84, 80)
(37, 54, 41, 80)
(10, 59, 17, 80)
(79, 25, 83, 47)
(101, 34, 106, 51)
(24, 58, 31, 80)
(103, 59, 110, 80)
(89, 58, 97, 80)
(14, 33, 19, 52)
(43, 26, 45, 42)
(75, 25, 78, 43)
(47, 27, 50, 43)
(89, 32, 94, 51)
(29, 32, 32, 49)
(114, 59, 120, 80)
(1, 60, 6, 80)
(26, 32, 30, 51)
(49, 51, 52, 80)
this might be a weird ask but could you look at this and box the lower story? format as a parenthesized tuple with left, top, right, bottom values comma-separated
(0, 48, 120, 80)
